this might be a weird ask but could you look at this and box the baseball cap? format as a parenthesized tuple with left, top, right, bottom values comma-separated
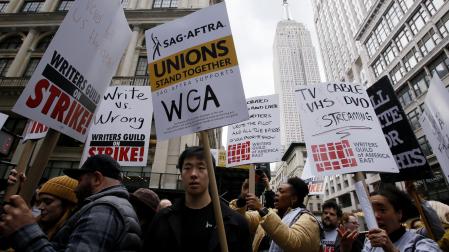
(64, 154, 122, 180)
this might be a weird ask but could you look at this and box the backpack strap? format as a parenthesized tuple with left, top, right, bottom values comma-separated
(289, 208, 325, 240)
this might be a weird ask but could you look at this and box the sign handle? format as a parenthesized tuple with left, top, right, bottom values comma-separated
(249, 166, 255, 195)
(20, 129, 60, 204)
(200, 130, 229, 252)
(353, 172, 378, 230)
(405, 181, 436, 241)
(4, 140, 36, 202)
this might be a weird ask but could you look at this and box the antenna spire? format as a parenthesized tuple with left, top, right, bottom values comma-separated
(283, 0, 291, 20)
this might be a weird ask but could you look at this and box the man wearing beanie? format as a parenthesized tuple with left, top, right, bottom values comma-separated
(0, 154, 142, 251)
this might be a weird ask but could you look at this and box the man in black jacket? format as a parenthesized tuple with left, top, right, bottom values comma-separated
(143, 146, 251, 252)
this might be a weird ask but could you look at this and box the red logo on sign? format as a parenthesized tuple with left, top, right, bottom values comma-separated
(227, 141, 250, 164)
(311, 139, 357, 172)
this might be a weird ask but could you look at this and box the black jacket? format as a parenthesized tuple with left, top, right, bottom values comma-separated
(143, 198, 252, 252)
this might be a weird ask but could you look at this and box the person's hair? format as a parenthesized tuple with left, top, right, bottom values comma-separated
(286, 177, 309, 207)
(322, 200, 343, 218)
(177, 146, 216, 171)
(340, 212, 356, 225)
(370, 184, 417, 222)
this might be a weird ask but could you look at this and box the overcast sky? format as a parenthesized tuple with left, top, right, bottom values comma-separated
(221, 0, 326, 147)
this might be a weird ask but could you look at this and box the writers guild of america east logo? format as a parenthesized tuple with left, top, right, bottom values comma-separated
(151, 33, 162, 60)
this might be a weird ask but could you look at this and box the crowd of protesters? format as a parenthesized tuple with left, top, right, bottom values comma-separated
(0, 147, 447, 251)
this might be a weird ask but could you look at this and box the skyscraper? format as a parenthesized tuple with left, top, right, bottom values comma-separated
(312, 0, 370, 84)
(273, 1, 321, 147)
(313, 0, 449, 211)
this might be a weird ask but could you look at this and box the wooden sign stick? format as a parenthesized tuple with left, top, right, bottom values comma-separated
(249, 166, 255, 195)
(405, 181, 436, 241)
(4, 140, 36, 201)
(200, 130, 229, 252)
(20, 129, 60, 204)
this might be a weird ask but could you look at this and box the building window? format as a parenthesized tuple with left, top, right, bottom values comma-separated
(43, 161, 80, 179)
(366, 34, 379, 57)
(0, 58, 13, 76)
(397, 85, 413, 107)
(408, 7, 430, 35)
(428, 53, 449, 78)
(418, 136, 433, 156)
(398, 0, 414, 13)
(407, 108, 420, 130)
(340, 193, 352, 208)
(153, 0, 177, 8)
(383, 43, 398, 65)
(0, 1, 8, 12)
(425, 0, 445, 15)
(21, 0, 44, 12)
(23, 58, 40, 77)
(410, 71, 429, 97)
(385, 2, 403, 30)
(373, 57, 386, 77)
(57, 0, 73, 11)
(418, 29, 441, 56)
(436, 11, 449, 37)
(0, 35, 22, 49)
(403, 47, 421, 71)
(420, 103, 426, 113)
(135, 56, 148, 76)
(389, 63, 405, 84)
(35, 34, 53, 51)
(374, 19, 390, 45)
(394, 27, 412, 51)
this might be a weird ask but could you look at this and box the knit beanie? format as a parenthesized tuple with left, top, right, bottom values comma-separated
(39, 176, 78, 204)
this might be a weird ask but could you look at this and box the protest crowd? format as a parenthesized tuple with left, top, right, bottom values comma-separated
(1, 0, 449, 251)
(0, 149, 446, 251)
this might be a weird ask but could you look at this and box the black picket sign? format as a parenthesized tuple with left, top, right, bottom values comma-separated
(367, 76, 433, 182)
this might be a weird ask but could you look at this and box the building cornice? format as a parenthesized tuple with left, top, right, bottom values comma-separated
(281, 142, 306, 161)
(0, 9, 198, 32)
(354, 0, 385, 41)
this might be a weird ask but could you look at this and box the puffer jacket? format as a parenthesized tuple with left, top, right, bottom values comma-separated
(230, 199, 321, 252)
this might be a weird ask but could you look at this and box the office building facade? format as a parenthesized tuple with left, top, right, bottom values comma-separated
(0, 0, 221, 195)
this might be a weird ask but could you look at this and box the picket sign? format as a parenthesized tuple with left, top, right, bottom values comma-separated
(0, 112, 8, 129)
(295, 82, 402, 231)
(12, 0, 131, 142)
(145, 2, 251, 251)
(7, 0, 131, 203)
(80, 86, 153, 167)
(420, 75, 449, 182)
(226, 95, 281, 166)
(302, 158, 326, 196)
(367, 76, 432, 182)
